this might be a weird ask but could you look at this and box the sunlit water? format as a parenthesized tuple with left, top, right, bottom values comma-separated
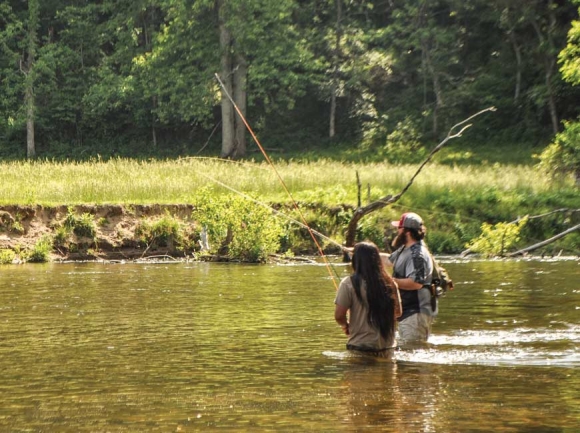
(0, 258, 579, 431)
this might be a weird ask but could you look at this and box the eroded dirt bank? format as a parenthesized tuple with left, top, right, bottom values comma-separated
(0, 204, 197, 261)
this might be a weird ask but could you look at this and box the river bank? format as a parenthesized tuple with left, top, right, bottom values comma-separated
(2, 203, 578, 264)
(1, 160, 578, 262)
(0, 204, 197, 262)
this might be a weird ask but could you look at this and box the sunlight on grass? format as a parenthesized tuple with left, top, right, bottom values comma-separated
(0, 157, 569, 206)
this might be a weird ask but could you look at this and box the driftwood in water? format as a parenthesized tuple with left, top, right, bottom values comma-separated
(508, 223, 580, 257)
(344, 107, 496, 247)
(460, 208, 580, 257)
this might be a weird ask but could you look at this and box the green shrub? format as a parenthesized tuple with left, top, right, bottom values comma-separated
(53, 225, 71, 247)
(381, 117, 426, 163)
(551, 232, 580, 254)
(151, 215, 182, 246)
(11, 221, 24, 234)
(537, 120, 580, 184)
(192, 188, 285, 262)
(64, 209, 96, 238)
(466, 216, 529, 257)
(26, 236, 53, 263)
(134, 213, 193, 251)
(357, 213, 388, 248)
(0, 249, 16, 264)
(426, 231, 464, 254)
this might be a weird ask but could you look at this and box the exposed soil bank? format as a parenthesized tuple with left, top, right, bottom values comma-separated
(0, 204, 197, 261)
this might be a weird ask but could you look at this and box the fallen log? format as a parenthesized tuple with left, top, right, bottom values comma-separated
(507, 223, 580, 257)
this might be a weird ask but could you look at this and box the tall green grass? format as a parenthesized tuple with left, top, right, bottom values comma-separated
(0, 157, 570, 205)
(0, 157, 577, 254)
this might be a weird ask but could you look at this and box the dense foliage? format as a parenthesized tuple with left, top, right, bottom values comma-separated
(192, 188, 286, 261)
(1, 0, 579, 160)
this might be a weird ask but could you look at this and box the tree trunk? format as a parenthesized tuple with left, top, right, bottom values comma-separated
(329, 88, 337, 139)
(26, 89, 35, 159)
(329, 0, 342, 139)
(217, 0, 235, 158)
(422, 41, 443, 137)
(25, 0, 39, 159)
(233, 53, 247, 158)
(531, 5, 559, 134)
(507, 30, 522, 102)
(545, 62, 559, 134)
(545, 0, 559, 134)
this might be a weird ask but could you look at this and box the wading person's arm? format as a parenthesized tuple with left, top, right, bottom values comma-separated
(392, 284, 403, 319)
(393, 277, 422, 291)
(334, 304, 350, 335)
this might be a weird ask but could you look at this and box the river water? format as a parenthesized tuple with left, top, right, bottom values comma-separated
(0, 258, 578, 432)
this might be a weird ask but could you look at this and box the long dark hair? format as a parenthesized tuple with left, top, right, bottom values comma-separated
(350, 241, 396, 342)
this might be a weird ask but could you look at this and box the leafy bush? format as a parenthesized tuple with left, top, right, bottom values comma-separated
(426, 230, 464, 254)
(53, 225, 71, 247)
(280, 205, 355, 254)
(357, 213, 389, 248)
(135, 213, 186, 249)
(11, 221, 24, 234)
(64, 209, 96, 238)
(25, 236, 53, 263)
(0, 249, 16, 264)
(552, 232, 580, 254)
(537, 120, 580, 184)
(466, 216, 529, 257)
(192, 188, 285, 262)
(381, 117, 426, 163)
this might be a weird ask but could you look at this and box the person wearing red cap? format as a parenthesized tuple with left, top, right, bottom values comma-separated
(385, 212, 436, 345)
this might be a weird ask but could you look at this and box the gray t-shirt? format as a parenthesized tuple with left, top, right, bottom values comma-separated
(334, 276, 396, 350)
(389, 241, 435, 318)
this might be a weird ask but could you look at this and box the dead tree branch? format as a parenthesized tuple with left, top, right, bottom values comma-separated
(508, 223, 580, 257)
(461, 208, 580, 257)
(344, 106, 496, 247)
(507, 208, 578, 224)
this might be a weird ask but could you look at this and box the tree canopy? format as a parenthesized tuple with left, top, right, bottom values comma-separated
(0, 0, 579, 160)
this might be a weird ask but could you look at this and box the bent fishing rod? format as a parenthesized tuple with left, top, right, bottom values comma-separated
(193, 168, 345, 252)
(214, 73, 342, 288)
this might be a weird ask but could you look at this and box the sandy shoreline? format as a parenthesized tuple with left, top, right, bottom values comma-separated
(0, 204, 197, 262)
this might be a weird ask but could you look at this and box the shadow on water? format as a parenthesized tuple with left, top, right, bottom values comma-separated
(0, 258, 578, 431)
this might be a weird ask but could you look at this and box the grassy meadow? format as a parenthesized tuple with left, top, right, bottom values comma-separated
(0, 156, 567, 204)
(0, 157, 578, 255)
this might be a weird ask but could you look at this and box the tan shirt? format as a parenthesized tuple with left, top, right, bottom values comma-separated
(335, 276, 396, 350)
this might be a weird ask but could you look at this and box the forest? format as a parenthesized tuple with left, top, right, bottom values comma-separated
(1, 0, 579, 165)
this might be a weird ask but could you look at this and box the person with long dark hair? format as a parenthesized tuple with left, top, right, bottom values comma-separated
(334, 241, 402, 358)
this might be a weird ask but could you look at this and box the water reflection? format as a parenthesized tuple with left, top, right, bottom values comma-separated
(328, 359, 441, 431)
(0, 258, 579, 431)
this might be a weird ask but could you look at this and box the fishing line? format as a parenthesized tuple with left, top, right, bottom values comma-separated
(215, 73, 341, 289)
(194, 170, 342, 249)
(193, 170, 344, 281)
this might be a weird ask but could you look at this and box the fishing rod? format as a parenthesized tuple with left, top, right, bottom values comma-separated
(193, 170, 345, 283)
(180, 155, 350, 252)
(214, 73, 341, 288)
(193, 169, 345, 251)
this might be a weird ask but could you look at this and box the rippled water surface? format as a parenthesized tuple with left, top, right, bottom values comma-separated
(0, 258, 579, 432)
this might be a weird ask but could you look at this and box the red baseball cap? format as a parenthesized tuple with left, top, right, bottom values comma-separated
(391, 212, 424, 230)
